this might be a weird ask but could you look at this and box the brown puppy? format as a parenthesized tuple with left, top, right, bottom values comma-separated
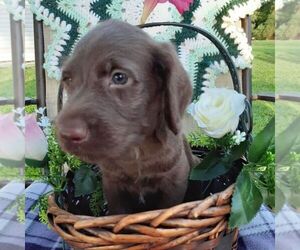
(56, 20, 193, 215)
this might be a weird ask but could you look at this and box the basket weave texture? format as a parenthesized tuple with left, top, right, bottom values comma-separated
(47, 184, 238, 250)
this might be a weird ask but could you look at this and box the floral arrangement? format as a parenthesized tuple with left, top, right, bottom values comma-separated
(187, 87, 275, 227)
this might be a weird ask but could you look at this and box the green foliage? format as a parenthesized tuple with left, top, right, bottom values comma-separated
(65, 153, 83, 170)
(190, 141, 249, 181)
(25, 156, 49, 168)
(5, 194, 25, 223)
(248, 117, 275, 163)
(229, 116, 276, 227)
(17, 195, 25, 223)
(276, 117, 300, 211)
(229, 117, 275, 228)
(32, 126, 86, 224)
(89, 186, 104, 217)
(254, 151, 275, 208)
(252, 1, 275, 40)
(25, 167, 43, 181)
(189, 117, 275, 228)
(45, 126, 83, 190)
(190, 150, 224, 181)
(73, 166, 99, 197)
(0, 166, 20, 181)
(229, 169, 263, 228)
(277, 153, 300, 210)
(33, 125, 104, 224)
(25, 105, 37, 114)
(31, 195, 50, 225)
(187, 131, 216, 149)
(276, 1, 300, 39)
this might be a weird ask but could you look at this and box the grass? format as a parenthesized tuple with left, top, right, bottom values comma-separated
(248, 40, 300, 136)
(0, 63, 36, 114)
(275, 40, 300, 135)
(252, 40, 275, 94)
(0, 66, 14, 97)
(251, 40, 275, 135)
(0, 167, 20, 183)
(276, 40, 300, 92)
(276, 101, 300, 135)
(0, 63, 36, 98)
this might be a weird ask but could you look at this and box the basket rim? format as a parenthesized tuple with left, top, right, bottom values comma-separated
(47, 184, 236, 250)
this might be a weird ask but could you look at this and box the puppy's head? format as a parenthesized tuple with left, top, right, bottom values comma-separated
(56, 20, 192, 163)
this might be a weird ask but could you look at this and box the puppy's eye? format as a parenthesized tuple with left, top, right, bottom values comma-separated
(62, 75, 72, 89)
(112, 72, 128, 85)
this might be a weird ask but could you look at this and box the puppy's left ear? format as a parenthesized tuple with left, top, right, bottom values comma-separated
(153, 42, 193, 135)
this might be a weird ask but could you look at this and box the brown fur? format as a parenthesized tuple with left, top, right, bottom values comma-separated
(55, 20, 194, 214)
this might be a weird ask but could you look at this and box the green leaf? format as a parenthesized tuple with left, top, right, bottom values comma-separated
(276, 117, 300, 162)
(262, 190, 275, 210)
(73, 165, 98, 197)
(189, 150, 228, 181)
(228, 141, 249, 162)
(25, 155, 48, 168)
(229, 169, 263, 228)
(249, 117, 275, 163)
(190, 141, 248, 181)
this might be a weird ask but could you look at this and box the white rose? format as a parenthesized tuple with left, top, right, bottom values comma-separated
(188, 88, 246, 138)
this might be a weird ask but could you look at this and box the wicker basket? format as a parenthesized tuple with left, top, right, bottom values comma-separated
(48, 184, 238, 250)
(52, 22, 252, 250)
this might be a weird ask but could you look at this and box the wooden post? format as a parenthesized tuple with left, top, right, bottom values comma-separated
(10, 12, 25, 108)
(43, 26, 59, 120)
(33, 18, 47, 110)
(241, 16, 252, 102)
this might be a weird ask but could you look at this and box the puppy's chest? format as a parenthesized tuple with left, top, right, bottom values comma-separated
(119, 171, 163, 193)
(119, 173, 165, 208)
(121, 150, 181, 178)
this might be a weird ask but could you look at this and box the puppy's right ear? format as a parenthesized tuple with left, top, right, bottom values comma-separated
(152, 42, 192, 139)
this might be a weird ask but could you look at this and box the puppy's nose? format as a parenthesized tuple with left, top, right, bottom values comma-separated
(58, 119, 88, 144)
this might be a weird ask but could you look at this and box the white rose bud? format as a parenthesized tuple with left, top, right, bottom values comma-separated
(188, 88, 246, 138)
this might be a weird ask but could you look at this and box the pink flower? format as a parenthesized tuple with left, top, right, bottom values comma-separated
(0, 114, 25, 161)
(169, 0, 194, 14)
(141, 0, 193, 24)
(25, 115, 48, 161)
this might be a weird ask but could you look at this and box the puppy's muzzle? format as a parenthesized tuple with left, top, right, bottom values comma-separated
(57, 118, 88, 144)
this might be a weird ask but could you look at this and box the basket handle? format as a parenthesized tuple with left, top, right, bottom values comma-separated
(139, 22, 252, 135)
